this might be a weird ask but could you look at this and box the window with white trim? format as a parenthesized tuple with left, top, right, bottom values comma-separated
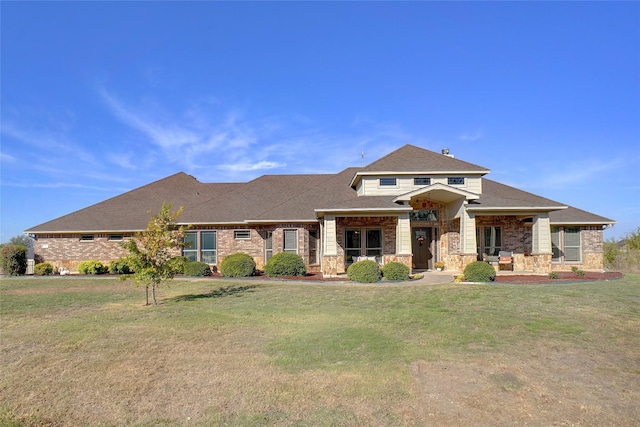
(448, 177, 465, 185)
(234, 230, 251, 240)
(551, 226, 582, 263)
(264, 230, 273, 262)
(183, 232, 197, 261)
(283, 229, 298, 254)
(414, 177, 431, 186)
(309, 230, 318, 265)
(201, 231, 217, 264)
(108, 234, 123, 241)
(379, 178, 397, 186)
(80, 235, 94, 242)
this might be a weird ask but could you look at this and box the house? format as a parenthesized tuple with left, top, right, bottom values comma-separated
(25, 145, 614, 275)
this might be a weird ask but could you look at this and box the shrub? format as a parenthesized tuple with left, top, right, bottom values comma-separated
(381, 261, 410, 281)
(575, 269, 586, 277)
(263, 252, 306, 277)
(34, 262, 53, 276)
(77, 260, 107, 275)
(548, 271, 559, 279)
(0, 244, 27, 276)
(463, 261, 496, 282)
(347, 260, 381, 283)
(220, 253, 256, 278)
(184, 261, 212, 277)
(109, 258, 134, 275)
(167, 256, 190, 274)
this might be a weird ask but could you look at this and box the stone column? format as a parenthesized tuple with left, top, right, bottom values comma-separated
(531, 213, 553, 273)
(321, 215, 340, 276)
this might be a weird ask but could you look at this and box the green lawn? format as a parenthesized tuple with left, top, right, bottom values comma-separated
(1, 275, 638, 426)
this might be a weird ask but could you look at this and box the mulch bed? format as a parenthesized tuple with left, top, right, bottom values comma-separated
(494, 271, 623, 284)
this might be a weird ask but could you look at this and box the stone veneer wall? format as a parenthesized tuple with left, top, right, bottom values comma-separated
(551, 226, 605, 271)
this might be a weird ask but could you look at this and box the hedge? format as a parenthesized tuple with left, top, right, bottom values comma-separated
(347, 260, 381, 283)
(220, 253, 256, 278)
(263, 252, 306, 277)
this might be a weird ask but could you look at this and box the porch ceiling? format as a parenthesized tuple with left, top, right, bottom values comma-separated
(393, 183, 480, 204)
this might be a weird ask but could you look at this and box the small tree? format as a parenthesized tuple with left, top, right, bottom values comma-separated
(121, 203, 189, 305)
(0, 244, 27, 276)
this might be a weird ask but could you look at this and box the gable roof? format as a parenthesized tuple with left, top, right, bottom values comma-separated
(350, 144, 489, 187)
(25, 145, 613, 233)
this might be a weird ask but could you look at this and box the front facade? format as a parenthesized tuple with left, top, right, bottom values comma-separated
(26, 145, 614, 275)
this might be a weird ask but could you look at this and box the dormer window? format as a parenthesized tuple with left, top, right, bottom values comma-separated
(414, 177, 431, 186)
(379, 178, 397, 186)
(448, 177, 465, 185)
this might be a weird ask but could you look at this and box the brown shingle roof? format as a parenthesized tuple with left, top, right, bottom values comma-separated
(25, 146, 613, 233)
(360, 144, 489, 173)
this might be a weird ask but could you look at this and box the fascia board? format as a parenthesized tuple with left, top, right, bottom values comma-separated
(349, 170, 489, 187)
(466, 206, 569, 214)
(393, 184, 480, 203)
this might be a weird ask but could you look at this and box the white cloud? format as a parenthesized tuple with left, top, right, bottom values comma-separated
(217, 161, 286, 172)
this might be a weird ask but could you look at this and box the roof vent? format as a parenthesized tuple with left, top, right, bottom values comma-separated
(441, 148, 454, 158)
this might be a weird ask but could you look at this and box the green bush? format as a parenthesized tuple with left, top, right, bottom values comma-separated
(347, 260, 381, 283)
(548, 271, 559, 279)
(184, 261, 212, 277)
(109, 258, 134, 275)
(34, 262, 53, 276)
(220, 253, 256, 278)
(381, 261, 410, 281)
(167, 256, 190, 274)
(77, 260, 107, 275)
(263, 252, 306, 277)
(575, 269, 586, 277)
(0, 244, 27, 276)
(463, 261, 496, 282)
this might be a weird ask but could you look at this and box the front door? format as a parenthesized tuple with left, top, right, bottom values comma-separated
(412, 228, 434, 269)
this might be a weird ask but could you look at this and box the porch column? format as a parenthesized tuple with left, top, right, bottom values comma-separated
(396, 213, 412, 255)
(531, 213, 553, 273)
(460, 209, 477, 255)
(323, 215, 337, 255)
(321, 215, 341, 276)
(532, 213, 552, 254)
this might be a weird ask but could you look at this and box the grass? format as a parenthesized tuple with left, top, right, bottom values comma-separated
(1, 275, 639, 426)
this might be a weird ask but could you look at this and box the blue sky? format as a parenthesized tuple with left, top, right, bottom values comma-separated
(1, 2, 639, 243)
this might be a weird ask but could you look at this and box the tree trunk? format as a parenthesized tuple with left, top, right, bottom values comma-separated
(145, 285, 149, 306)
(151, 284, 158, 306)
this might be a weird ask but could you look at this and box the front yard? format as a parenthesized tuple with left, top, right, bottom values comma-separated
(1, 275, 638, 426)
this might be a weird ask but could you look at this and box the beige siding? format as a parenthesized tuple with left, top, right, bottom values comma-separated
(359, 175, 483, 196)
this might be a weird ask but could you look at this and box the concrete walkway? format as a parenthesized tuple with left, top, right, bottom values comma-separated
(411, 270, 457, 285)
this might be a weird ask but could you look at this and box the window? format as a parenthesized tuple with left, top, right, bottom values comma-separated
(476, 226, 502, 256)
(264, 231, 273, 262)
(345, 229, 362, 263)
(345, 228, 382, 263)
(234, 230, 250, 239)
(551, 227, 561, 261)
(410, 209, 438, 222)
(183, 232, 197, 261)
(108, 234, 123, 241)
(552, 226, 581, 263)
(283, 229, 298, 254)
(309, 230, 318, 265)
(379, 178, 397, 186)
(414, 177, 431, 186)
(80, 235, 94, 241)
(448, 177, 465, 185)
(201, 232, 217, 264)
(366, 229, 382, 256)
